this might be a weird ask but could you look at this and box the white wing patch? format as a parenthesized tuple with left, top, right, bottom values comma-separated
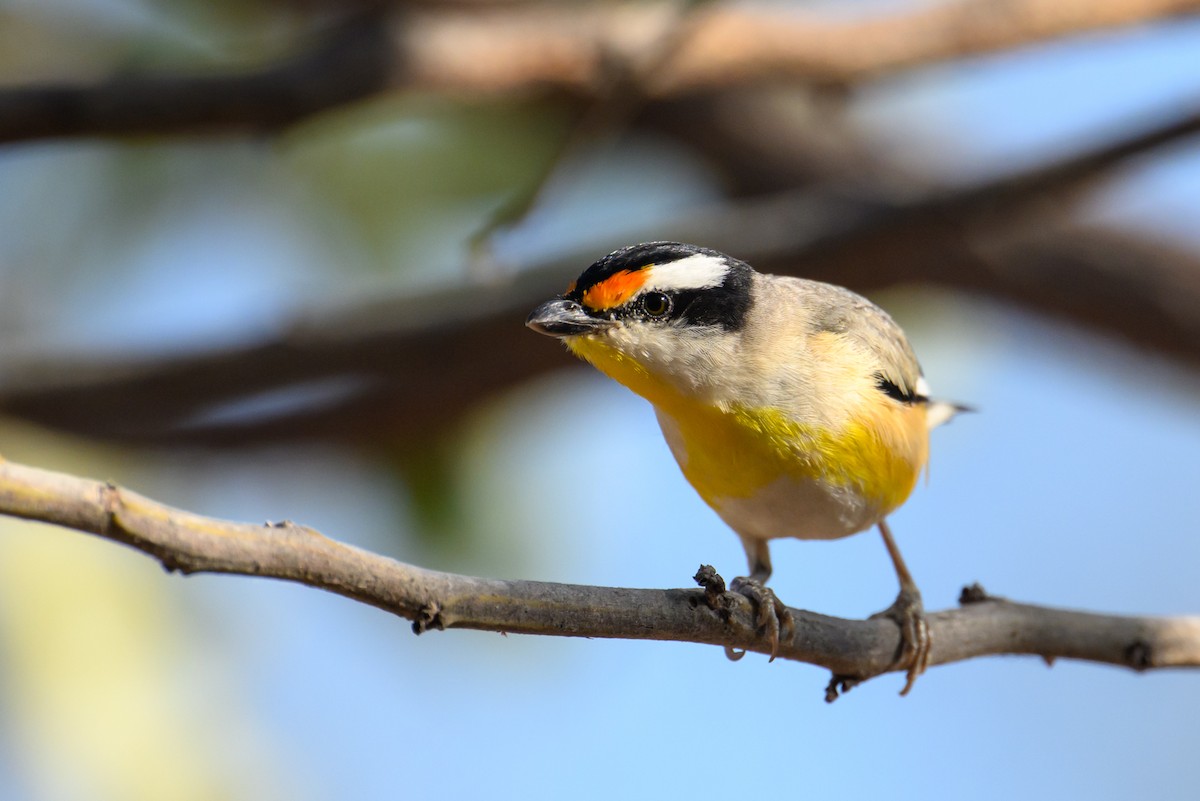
(645, 253, 730, 293)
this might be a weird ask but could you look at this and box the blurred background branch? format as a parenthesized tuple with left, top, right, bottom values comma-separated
(401, 0, 1200, 94)
(0, 2, 1197, 452)
(0, 100, 1197, 447)
(0, 9, 393, 143)
(3, 0, 1199, 145)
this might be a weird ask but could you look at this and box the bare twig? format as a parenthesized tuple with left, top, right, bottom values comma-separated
(1, 0, 1197, 143)
(1, 457, 1196, 695)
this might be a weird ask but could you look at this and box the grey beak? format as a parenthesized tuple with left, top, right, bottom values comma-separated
(526, 298, 611, 337)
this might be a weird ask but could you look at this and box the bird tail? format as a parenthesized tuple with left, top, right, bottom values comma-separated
(926, 400, 973, 430)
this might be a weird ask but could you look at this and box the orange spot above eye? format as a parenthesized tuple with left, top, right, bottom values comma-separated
(564, 279, 577, 295)
(581, 269, 647, 311)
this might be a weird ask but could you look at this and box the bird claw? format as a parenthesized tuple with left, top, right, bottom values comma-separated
(869, 585, 930, 695)
(727, 576, 794, 662)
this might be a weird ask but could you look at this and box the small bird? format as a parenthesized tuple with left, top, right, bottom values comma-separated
(526, 242, 963, 694)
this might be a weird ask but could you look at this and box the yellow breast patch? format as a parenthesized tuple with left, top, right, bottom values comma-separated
(687, 405, 926, 516)
(566, 335, 926, 516)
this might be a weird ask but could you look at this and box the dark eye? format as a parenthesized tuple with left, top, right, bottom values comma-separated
(641, 291, 672, 318)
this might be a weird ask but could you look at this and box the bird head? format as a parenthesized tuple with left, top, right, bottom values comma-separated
(526, 242, 754, 401)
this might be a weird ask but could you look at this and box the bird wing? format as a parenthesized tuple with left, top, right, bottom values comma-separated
(801, 280, 925, 401)
(806, 281, 970, 429)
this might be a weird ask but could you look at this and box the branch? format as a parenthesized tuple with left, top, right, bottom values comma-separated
(404, 0, 1200, 96)
(2, 0, 1198, 142)
(2, 457, 1197, 697)
(0, 10, 393, 144)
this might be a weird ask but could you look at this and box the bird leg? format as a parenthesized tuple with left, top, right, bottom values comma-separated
(869, 519, 930, 695)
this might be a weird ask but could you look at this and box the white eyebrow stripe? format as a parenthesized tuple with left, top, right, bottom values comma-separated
(916, 376, 931, 398)
(644, 253, 730, 293)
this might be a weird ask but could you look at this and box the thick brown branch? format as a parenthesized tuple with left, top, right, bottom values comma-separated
(404, 0, 1200, 96)
(0, 11, 392, 143)
(1, 457, 1197, 692)
(1, 0, 1197, 142)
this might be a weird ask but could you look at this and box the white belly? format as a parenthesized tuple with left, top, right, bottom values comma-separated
(711, 474, 878, 542)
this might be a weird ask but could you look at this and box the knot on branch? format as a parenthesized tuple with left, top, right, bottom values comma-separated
(693, 564, 728, 614)
(1125, 639, 1153, 671)
(959, 582, 993, 604)
(825, 674, 864, 704)
(412, 601, 445, 635)
(99, 479, 119, 537)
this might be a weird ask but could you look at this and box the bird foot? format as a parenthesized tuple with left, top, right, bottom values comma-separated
(869, 585, 930, 696)
(726, 576, 794, 662)
(693, 566, 793, 662)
